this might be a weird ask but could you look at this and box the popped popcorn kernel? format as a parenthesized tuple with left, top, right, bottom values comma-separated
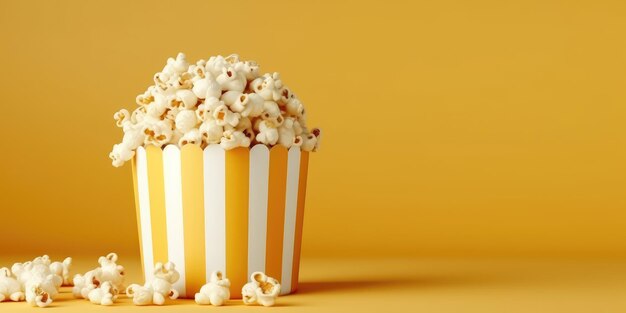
(241, 272, 280, 307)
(126, 261, 180, 306)
(195, 271, 230, 306)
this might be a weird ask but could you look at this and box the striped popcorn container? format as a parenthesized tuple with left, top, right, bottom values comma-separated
(131, 144, 310, 299)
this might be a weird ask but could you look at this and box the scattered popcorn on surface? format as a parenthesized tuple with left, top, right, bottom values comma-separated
(241, 271, 281, 307)
(0, 255, 295, 307)
(0, 268, 24, 302)
(126, 261, 180, 306)
(8, 255, 69, 308)
(110, 53, 321, 167)
(73, 253, 126, 301)
(87, 281, 118, 306)
(72, 269, 100, 299)
(96, 253, 126, 292)
(49, 257, 72, 286)
(195, 270, 231, 306)
(25, 277, 57, 307)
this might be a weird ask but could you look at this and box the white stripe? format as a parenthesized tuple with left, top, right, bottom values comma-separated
(203, 145, 226, 280)
(162, 145, 186, 297)
(136, 146, 155, 282)
(248, 145, 270, 277)
(280, 147, 301, 294)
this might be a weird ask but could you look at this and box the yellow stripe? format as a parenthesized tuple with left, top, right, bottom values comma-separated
(225, 148, 249, 299)
(180, 144, 206, 297)
(131, 156, 145, 278)
(291, 151, 309, 292)
(145, 145, 168, 265)
(265, 146, 288, 284)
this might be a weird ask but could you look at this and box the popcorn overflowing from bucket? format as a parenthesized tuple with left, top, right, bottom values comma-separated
(110, 53, 321, 167)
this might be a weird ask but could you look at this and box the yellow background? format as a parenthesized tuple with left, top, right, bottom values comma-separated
(1, 0, 625, 259)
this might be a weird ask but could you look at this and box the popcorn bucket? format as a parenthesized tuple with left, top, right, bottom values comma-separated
(131, 144, 309, 299)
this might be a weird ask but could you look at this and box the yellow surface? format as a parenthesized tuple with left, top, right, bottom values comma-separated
(0, 254, 625, 312)
(1, 0, 626, 261)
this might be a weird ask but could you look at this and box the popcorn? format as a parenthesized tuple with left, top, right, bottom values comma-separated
(131, 106, 147, 124)
(110, 53, 320, 167)
(126, 261, 180, 306)
(199, 119, 224, 144)
(0, 256, 73, 308)
(49, 257, 72, 286)
(277, 118, 302, 148)
(222, 91, 264, 117)
(122, 125, 146, 149)
(175, 109, 198, 133)
(10, 262, 31, 287)
(216, 67, 247, 92)
(251, 73, 282, 101)
(300, 133, 317, 152)
(277, 86, 291, 106)
(178, 129, 202, 147)
(175, 89, 198, 109)
(113, 109, 130, 128)
(301, 128, 321, 152)
(34, 255, 50, 265)
(136, 86, 156, 106)
(12, 256, 62, 291)
(293, 119, 304, 135)
(143, 121, 173, 147)
(205, 55, 229, 77)
(234, 60, 260, 81)
(153, 72, 170, 91)
(109, 143, 135, 167)
(194, 271, 230, 306)
(241, 272, 280, 307)
(25, 275, 57, 308)
(171, 129, 184, 145)
(213, 104, 240, 127)
(192, 72, 221, 100)
(162, 53, 189, 75)
(15, 257, 61, 307)
(196, 97, 223, 121)
(0, 268, 24, 302)
(224, 54, 240, 65)
(262, 100, 282, 118)
(219, 129, 250, 150)
(146, 94, 170, 118)
(73, 253, 126, 299)
(87, 281, 118, 306)
(233, 117, 255, 141)
(72, 269, 101, 299)
(162, 107, 180, 122)
(220, 90, 242, 108)
(255, 120, 279, 145)
(285, 97, 305, 117)
(96, 253, 126, 291)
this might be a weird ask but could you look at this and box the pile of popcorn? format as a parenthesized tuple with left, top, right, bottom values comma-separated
(0, 253, 281, 307)
(73, 253, 126, 306)
(110, 53, 321, 167)
(0, 255, 72, 307)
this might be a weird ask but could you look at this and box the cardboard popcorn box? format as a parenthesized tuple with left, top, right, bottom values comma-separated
(131, 144, 309, 298)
